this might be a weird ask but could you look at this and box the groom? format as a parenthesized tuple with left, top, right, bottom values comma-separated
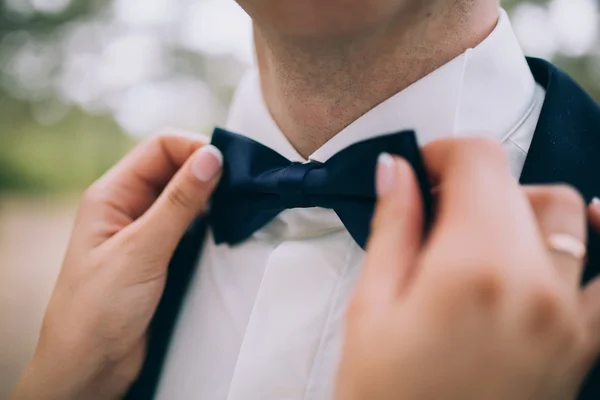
(127, 1, 600, 399)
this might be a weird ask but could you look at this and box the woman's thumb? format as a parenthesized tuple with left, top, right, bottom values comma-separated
(134, 144, 223, 254)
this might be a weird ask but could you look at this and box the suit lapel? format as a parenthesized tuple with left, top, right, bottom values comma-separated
(520, 57, 600, 202)
(521, 57, 600, 400)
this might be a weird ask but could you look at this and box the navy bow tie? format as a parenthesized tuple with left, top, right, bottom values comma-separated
(208, 128, 433, 249)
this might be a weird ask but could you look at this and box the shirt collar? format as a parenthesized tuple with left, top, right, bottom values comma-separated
(225, 8, 536, 164)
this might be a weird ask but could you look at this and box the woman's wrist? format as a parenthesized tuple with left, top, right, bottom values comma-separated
(10, 347, 134, 400)
(10, 356, 80, 400)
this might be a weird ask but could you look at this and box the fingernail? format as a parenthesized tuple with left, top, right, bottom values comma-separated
(192, 145, 223, 182)
(592, 197, 600, 207)
(376, 153, 396, 197)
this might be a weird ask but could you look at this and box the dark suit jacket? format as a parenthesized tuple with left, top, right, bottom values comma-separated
(125, 58, 600, 400)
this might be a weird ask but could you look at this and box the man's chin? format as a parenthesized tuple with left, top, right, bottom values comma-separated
(237, 0, 409, 38)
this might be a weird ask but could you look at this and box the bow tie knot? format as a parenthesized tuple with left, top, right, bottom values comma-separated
(277, 162, 321, 209)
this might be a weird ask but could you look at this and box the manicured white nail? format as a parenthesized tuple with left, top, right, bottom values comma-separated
(192, 145, 223, 182)
(376, 153, 396, 197)
(592, 197, 600, 207)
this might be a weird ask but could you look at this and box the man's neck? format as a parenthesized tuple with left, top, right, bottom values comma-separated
(254, 1, 499, 158)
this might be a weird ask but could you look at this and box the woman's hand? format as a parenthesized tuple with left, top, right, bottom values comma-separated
(336, 139, 600, 400)
(10, 133, 223, 400)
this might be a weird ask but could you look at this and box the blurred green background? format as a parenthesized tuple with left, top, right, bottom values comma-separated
(0, 0, 251, 193)
(1, 0, 599, 194)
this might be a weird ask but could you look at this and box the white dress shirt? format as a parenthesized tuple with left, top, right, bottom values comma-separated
(156, 9, 546, 400)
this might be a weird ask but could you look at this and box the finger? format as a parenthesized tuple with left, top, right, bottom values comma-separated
(419, 139, 543, 275)
(589, 198, 600, 233)
(360, 154, 423, 305)
(524, 185, 587, 287)
(129, 144, 223, 255)
(77, 133, 208, 243)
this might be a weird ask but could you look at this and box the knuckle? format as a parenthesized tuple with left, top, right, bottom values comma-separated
(454, 138, 508, 171)
(148, 134, 167, 148)
(465, 265, 505, 307)
(428, 259, 505, 316)
(549, 185, 586, 215)
(534, 184, 585, 215)
(166, 185, 195, 210)
(467, 137, 506, 160)
(443, 260, 505, 307)
(81, 184, 106, 207)
(525, 285, 564, 335)
(140, 134, 168, 157)
(146, 134, 175, 159)
(466, 137, 503, 154)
